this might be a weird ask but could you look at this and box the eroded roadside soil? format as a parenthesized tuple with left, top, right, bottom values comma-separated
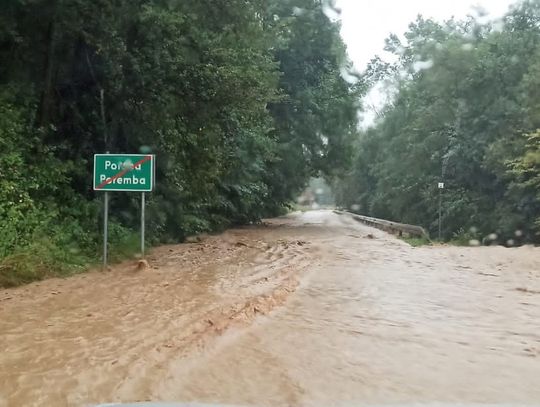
(1, 210, 539, 406)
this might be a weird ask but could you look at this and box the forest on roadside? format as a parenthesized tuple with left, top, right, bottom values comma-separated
(2, 0, 540, 287)
(0, 0, 360, 286)
(334, 0, 540, 244)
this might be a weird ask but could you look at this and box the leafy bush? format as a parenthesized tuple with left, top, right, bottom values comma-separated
(0, 229, 90, 288)
(450, 228, 481, 246)
(401, 236, 431, 247)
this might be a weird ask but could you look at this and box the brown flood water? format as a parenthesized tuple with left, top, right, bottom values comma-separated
(1, 210, 539, 406)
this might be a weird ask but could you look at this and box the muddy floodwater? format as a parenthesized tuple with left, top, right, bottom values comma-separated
(1, 210, 539, 406)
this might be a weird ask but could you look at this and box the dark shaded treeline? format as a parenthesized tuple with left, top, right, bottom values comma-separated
(0, 0, 360, 284)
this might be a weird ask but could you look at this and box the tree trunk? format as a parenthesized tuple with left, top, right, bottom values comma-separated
(35, 1, 57, 128)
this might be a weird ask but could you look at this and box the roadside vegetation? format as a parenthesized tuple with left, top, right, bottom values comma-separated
(0, 0, 360, 287)
(3, 2, 539, 287)
(400, 236, 432, 247)
(333, 1, 540, 245)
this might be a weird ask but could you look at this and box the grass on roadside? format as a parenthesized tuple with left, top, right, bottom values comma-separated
(400, 236, 432, 247)
(0, 225, 141, 288)
(0, 238, 89, 287)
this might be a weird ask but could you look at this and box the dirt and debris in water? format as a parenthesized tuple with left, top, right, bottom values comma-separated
(1, 210, 539, 406)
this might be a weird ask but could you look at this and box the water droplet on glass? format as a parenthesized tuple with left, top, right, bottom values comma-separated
(492, 20, 504, 32)
(292, 7, 305, 16)
(120, 210, 131, 218)
(322, 3, 341, 21)
(339, 67, 359, 84)
(412, 59, 433, 72)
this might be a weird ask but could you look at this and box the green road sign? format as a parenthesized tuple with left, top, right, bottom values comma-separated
(93, 154, 155, 192)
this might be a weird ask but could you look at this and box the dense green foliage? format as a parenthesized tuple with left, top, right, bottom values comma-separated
(334, 1, 540, 244)
(0, 0, 359, 285)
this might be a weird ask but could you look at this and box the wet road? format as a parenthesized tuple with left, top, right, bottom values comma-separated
(1, 210, 539, 406)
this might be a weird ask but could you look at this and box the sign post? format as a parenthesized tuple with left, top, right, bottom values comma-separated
(103, 191, 109, 269)
(438, 182, 444, 241)
(94, 154, 155, 268)
(141, 192, 146, 257)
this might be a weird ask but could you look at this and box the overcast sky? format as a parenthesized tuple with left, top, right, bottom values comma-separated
(331, 0, 518, 125)
(334, 0, 518, 72)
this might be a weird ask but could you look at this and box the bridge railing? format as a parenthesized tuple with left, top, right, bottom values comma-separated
(334, 210, 430, 240)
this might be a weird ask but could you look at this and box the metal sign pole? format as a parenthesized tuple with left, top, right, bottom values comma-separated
(438, 188, 442, 241)
(437, 182, 444, 241)
(103, 191, 109, 269)
(141, 192, 145, 258)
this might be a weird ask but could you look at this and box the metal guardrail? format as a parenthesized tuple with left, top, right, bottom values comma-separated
(334, 210, 429, 239)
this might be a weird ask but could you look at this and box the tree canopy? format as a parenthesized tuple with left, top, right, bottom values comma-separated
(334, 1, 540, 244)
(0, 0, 360, 285)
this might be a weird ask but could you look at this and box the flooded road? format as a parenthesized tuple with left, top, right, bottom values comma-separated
(1, 210, 540, 406)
